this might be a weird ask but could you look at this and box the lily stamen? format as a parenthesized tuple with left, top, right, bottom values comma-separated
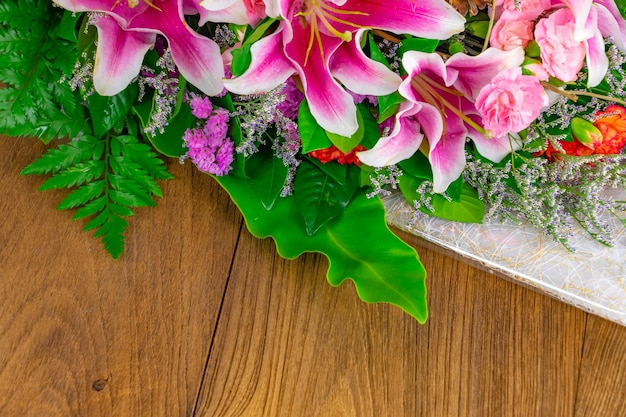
(111, 0, 162, 11)
(412, 75, 494, 139)
(296, 0, 371, 66)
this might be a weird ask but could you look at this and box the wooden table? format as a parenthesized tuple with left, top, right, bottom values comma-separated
(2, 136, 626, 416)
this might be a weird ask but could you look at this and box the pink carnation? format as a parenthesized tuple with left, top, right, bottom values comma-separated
(490, 19, 534, 51)
(534, 8, 586, 82)
(475, 67, 548, 137)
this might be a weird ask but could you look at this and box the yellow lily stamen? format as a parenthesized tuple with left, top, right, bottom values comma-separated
(111, 0, 161, 11)
(412, 75, 494, 139)
(295, 0, 370, 67)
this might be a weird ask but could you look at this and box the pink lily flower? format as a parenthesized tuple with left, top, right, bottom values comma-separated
(224, 0, 465, 137)
(358, 48, 525, 193)
(52, 0, 225, 96)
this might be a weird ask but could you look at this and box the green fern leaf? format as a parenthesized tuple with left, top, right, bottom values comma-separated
(39, 160, 105, 190)
(109, 158, 163, 197)
(92, 213, 128, 259)
(22, 131, 173, 258)
(72, 196, 107, 220)
(57, 180, 106, 210)
(21, 136, 103, 175)
(116, 136, 174, 180)
(0, 0, 84, 142)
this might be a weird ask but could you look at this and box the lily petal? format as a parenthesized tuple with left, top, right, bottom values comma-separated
(330, 30, 401, 96)
(117, 0, 225, 95)
(445, 47, 525, 101)
(223, 27, 294, 94)
(54, 0, 225, 96)
(197, 0, 250, 24)
(596, 0, 626, 51)
(264, 0, 281, 18)
(199, 0, 238, 10)
(52, 0, 147, 23)
(166, 27, 225, 95)
(561, 0, 595, 41)
(428, 114, 467, 193)
(92, 15, 155, 96)
(585, 29, 610, 87)
(357, 102, 424, 166)
(284, 20, 358, 136)
(338, 0, 465, 40)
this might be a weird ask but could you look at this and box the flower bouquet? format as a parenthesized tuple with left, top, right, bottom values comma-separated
(1, 0, 625, 323)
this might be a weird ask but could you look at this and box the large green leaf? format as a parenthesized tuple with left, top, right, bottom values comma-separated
(246, 148, 289, 210)
(294, 159, 355, 236)
(398, 174, 484, 223)
(215, 172, 428, 323)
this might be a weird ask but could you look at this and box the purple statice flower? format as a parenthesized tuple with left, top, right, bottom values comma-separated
(276, 79, 304, 120)
(206, 108, 230, 142)
(183, 105, 234, 176)
(189, 93, 213, 119)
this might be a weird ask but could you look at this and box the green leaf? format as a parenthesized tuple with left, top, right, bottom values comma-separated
(325, 109, 364, 153)
(132, 92, 190, 158)
(0, 0, 83, 142)
(92, 213, 128, 259)
(398, 38, 439, 55)
(358, 104, 381, 149)
(20, 135, 103, 175)
(294, 159, 356, 235)
(308, 157, 348, 185)
(57, 10, 81, 43)
(72, 196, 106, 220)
(215, 173, 428, 323)
(398, 175, 485, 223)
(39, 160, 104, 190)
(242, 17, 277, 45)
(87, 84, 138, 138)
(21, 131, 172, 259)
(230, 43, 253, 77)
(377, 91, 403, 123)
(246, 148, 289, 210)
(298, 100, 332, 153)
(57, 180, 105, 210)
(397, 151, 432, 180)
(368, 32, 391, 67)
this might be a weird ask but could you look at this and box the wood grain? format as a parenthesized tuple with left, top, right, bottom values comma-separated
(2, 136, 626, 416)
(0, 137, 242, 416)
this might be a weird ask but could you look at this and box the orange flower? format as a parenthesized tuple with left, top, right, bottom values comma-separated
(592, 104, 626, 154)
(308, 145, 367, 165)
(537, 105, 626, 161)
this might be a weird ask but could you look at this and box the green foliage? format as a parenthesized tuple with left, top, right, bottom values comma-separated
(243, 146, 289, 210)
(294, 159, 360, 235)
(298, 100, 332, 153)
(216, 156, 428, 322)
(230, 17, 277, 76)
(398, 174, 485, 223)
(21, 134, 173, 258)
(0, 1, 86, 142)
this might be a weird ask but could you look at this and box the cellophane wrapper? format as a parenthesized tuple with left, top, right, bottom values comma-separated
(384, 189, 626, 326)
